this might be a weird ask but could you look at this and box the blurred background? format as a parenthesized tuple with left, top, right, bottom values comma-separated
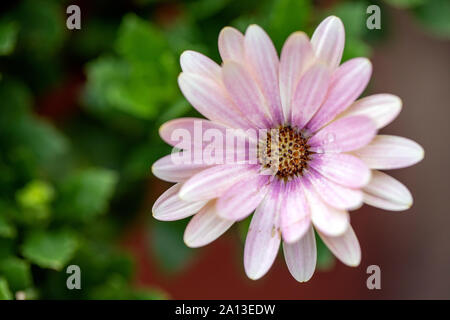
(0, 0, 448, 300)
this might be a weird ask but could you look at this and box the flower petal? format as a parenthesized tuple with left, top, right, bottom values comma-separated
(353, 135, 424, 170)
(222, 61, 272, 128)
(244, 181, 282, 280)
(307, 168, 363, 210)
(363, 170, 413, 211)
(178, 72, 250, 129)
(311, 16, 345, 70)
(303, 178, 350, 237)
(309, 115, 377, 153)
(318, 225, 361, 267)
(159, 117, 228, 149)
(184, 201, 234, 248)
(244, 25, 283, 125)
(219, 26, 245, 62)
(307, 58, 372, 132)
(283, 226, 316, 282)
(280, 180, 311, 243)
(180, 50, 221, 81)
(152, 183, 208, 221)
(279, 32, 315, 122)
(152, 153, 211, 183)
(291, 64, 331, 130)
(216, 174, 270, 221)
(340, 94, 402, 129)
(309, 153, 371, 188)
(179, 164, 256, 202)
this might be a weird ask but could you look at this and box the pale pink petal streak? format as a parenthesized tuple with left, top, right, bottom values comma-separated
(244, 181, 282, 280)
(307, 58, 372, 132)
(184, 201, 234, 248)
(363, 170, 413, 211)
(353, 135, 424, 170)
(340, 94, 402, 129)
(309, 153, 371, 188)
(279, 32, 315, 122)
(179, 164, 257, 202)
(280, 180, 311, 243)
(178, 72, 250, 129)
(218, 26, 245, 62)
(244, 25, 283, 125)
(307, 168, 363, 210)
(180, 50, 221, 81)
(152, 153, 211, 183)
(152, 183, 207, 221)
(291, 64, 330, 130)
(303, 177, 350, 237)
(311, 16, 345, 70)
(222, 61, 272, 128)
(217, 174, 270, 221)
(283, 226, 317, 282)
(309, 115, 377, 153)
(318, 225, 361, 267)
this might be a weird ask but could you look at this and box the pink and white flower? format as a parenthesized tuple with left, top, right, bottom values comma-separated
(151, 16, 424, 282)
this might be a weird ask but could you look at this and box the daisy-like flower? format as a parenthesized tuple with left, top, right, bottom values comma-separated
(152, 16, 424, 282)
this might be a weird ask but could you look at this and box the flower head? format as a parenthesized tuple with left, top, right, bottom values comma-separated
(152, 16, 424, 282)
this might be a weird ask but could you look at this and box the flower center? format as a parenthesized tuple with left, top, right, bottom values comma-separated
(258, 125, 311, 180)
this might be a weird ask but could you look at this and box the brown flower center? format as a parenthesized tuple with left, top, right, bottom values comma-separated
(258, 126, 311, 179)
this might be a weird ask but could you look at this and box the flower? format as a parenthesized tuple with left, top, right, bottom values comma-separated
(151, 16, 424, 282)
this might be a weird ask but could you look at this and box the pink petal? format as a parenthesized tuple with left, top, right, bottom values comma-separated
(180, 50, 221, 81)
(178, 72, 250, 129)
(340, 94, 402, 129)
(363, 170, 413, 211)
(283, 226, 317, 282)
(179, 164, 257, 202)
(280, 180, 311, 244)
(222, 61, 272, 128)
(303, 179, 350, 237)
(216, 174, 270, 221)
(318, 225, 361, 267)
(244, 25, 283, 125)
(307, 168, 363, 210)
(279, 32, 315, 122)
(309, 153, 371, 188)
(152, 183, 207, 221)
(152, 153, 211, 183)
(307, 58, 372, 132)
(159, 117, 228, 148)
(291, 64, 331, 130)
(353, 135, 424, 170)
(244, 181, 282, 280)
(311, 16, 345, 70)
(184, 201, 234, 248)
(218, 26, 245, 62)
(309, 115, 377, 153)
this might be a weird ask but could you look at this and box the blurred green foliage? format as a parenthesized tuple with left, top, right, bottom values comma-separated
(0, 0, 445, 300)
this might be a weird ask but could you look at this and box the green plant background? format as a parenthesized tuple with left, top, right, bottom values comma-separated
(0, 0, 447, 299)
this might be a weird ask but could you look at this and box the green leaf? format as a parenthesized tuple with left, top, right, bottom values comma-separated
(55, 168, 118, 223)
(89, 274, 168, 300)
(12, 0, 66, 58)
(21, 229, 79, 270)
(384, 0, 425, 9)
(414, 0, 450, 39)
(316, 233, 335, 271)
(0, 257, 32, 291)
(267, 0, 312, 50)
(0, 20, 19, 55)
(0, 277, 13, 300)
(0, 215, 17, 238)
(15, 180, 55, 223)
(150, 220, 195, 274)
